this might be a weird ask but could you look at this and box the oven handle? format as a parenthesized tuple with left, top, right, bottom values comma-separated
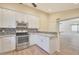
(16, 35, 29, 37)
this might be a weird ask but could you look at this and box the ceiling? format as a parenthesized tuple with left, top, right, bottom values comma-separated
(23, 3, 79, 13)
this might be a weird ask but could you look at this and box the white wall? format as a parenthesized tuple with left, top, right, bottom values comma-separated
(48, 8, 79, 32)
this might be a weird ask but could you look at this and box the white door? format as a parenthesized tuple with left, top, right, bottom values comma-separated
(0, 36, 16, 53)
(2, 9, 10, 28)
(29, 34, 38, 45)
(0, 8, 2, 27)
(39, 36, 49, 52)
(2, 8, 16, 28)
(27, 15, 39, 28)
(10, 36, 16, 50)
(15, 12, 25, 22)
(0, 37, 2, 53)
(7, 10, 16, 28)
(1, 37, 11, 53)
(22, 14, 28, 23)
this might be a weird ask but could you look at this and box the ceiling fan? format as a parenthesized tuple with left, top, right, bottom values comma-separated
(32, 3, 37, 7)
(19, 3, 37, 7)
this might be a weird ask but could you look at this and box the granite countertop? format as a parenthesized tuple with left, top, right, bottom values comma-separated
(38, 33, 57, 38)
(29, 31, 57, 38)
(29, 31, 57, 34)
(37, 31, 57, 34)
(0, 28, 16, 37)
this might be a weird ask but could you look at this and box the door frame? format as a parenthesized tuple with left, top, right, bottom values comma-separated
(56, 17, 79, 52)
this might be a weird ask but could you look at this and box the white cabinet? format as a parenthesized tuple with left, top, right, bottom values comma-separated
(15, 12, 23, 22)
(0, 38, 2, 53)
(29, 33, 58, 54)
(40, 36, 58, 54)
(0, 8, 3, 27)
(1, 8, 16, 28)
(0, 8, 39, 28)
(15, 12, 28, 23)
(9, 36, 16, 51)
(23, 14, 28, 23)
(1, 9, 16, 28)
(29, 34, 38, 45)
(27, 15, 39, 28)
(0, 35, 16, 53)
(37, 36, 49, 52)
(15, 12, 39, 28)
(2, 37, 12, 53)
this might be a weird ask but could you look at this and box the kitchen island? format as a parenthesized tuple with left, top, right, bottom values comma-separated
(29, 31, 59, 54)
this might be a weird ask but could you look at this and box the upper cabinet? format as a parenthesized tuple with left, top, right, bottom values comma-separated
(0, 8, 39, 28)
(15, 12, 28, 23)
(15, 12, 39, 29)
(0, 8, 16, 28)
(0, 8, 2, 27)
(27, 14, 39, 29)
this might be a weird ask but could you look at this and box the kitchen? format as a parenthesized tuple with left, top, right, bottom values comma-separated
(0, 3, 79, 55)
(0, 3, 58, 55)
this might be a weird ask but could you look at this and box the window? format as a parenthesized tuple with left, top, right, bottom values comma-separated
(71, 24, 79, 32)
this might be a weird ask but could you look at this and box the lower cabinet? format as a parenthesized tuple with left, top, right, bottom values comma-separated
(29, 33, 58, 54)
(36, 35, 49, 53)
(29, 34, 39, 45)
(0, 38, 2, 53)
(0, 35, 16, 53)
(37, 35, 57, 54)
(10, 36, 16, 51)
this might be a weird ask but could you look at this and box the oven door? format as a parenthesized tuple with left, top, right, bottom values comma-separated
(16, 35, 29, 46)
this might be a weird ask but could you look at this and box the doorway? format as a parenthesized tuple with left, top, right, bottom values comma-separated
(58, 17, 79, 54)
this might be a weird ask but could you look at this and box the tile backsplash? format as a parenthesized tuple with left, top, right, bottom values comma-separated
(0, 28, 16, 34)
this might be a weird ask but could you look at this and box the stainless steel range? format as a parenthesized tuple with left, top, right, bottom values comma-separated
(16, 21, 29, 50)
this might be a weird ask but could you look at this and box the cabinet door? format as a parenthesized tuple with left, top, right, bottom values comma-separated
(0, 8, 2, 27)
(29, 34, 33, 45)
(7, 10, 16, 28)
(29, 34, 38, 45)
(37, 35, 49, 52)
(10, 36, 16, 50)
(1, 36, 16, 53)
(0, 38, 2, 53)
(36, 35, 42, 47)
(2, 9, 16, 28)
(50, 37, 58, 53)
(21, 13, 28, 23)
(2, 9, 10, 28)
(27, 15, 39, 28)
(41, 37, 49, 52)
(2, 37, 11, 53)
(16, 12, 25, 22)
